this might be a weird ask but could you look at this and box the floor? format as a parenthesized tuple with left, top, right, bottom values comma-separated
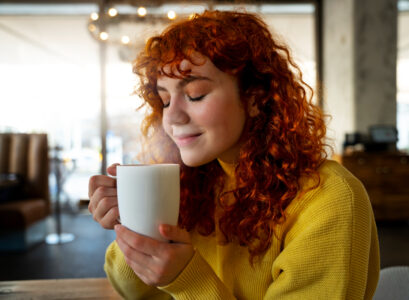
(0, 210, 408, 281)
(0, 209, 116, 281)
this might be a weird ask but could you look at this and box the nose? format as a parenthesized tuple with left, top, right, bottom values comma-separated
(163, 95, 190, 125)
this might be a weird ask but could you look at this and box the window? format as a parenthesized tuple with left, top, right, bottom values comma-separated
(0, 4, 100, 203)
(398, 0, 409, 151)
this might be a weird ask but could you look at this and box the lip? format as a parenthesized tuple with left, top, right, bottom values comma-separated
(173, 133, 202, 147)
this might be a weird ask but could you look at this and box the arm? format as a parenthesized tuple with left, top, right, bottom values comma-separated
(158, 250, 236, 300)
(105, 241, 172, 300)
(112, 224, 237, 300)
(105, 240, 236, 300)
(264, 171, 380, 299)
(93, 164, 235, 299)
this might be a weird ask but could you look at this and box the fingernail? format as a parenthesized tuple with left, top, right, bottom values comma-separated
(114, 224, 120, 231)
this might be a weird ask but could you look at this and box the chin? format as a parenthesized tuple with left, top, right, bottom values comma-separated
(180, 152, 214, 167)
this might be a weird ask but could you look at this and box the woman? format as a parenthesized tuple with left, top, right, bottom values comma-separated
(88, 10, 379, 299)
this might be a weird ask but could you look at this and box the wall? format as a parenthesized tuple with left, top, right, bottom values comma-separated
(323, 0, 398, 153)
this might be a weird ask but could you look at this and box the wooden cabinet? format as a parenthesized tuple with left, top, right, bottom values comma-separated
(341, 152, 409, 220)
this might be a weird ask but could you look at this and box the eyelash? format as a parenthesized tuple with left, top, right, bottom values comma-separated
(162, 94, 206, 108)
(187, 95, 205, 101)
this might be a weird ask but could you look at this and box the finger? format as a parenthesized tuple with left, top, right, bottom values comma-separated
(115, 229, 153, 269)
(88, 186, 117, 214)
(92, 186, 117, 202)
(88, 175, 116, 199)
(100, 205, 120, 229)
(115, 224, 162, 256)
(93, 196, 118, 222)
(159, 225, 191, 244)
(107, 163, 120, 177)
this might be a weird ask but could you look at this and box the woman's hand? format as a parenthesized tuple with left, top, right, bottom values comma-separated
(115, 224, 194, 287)
(88, 163, 120, 229)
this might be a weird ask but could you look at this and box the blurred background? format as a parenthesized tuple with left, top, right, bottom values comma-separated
(0, 0, 408, 281)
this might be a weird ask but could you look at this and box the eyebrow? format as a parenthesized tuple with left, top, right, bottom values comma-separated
(157, 75, 212, 92)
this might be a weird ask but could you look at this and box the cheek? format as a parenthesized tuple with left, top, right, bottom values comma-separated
(199, 101, 245, 137)
(162, 115, 172, 136)
(194, 104, 223, 129)
(226, 110, 246, 138)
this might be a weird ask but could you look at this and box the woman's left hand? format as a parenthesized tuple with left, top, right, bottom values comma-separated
(114, 224, 194, 286)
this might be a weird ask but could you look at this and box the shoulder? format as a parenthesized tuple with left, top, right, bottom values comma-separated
(278, 160, 375, 252)
(318, 159, 365, 190)
(303, 159, 369, 206)
(317, 160, 371, 213)
(285, 160, 372, 229)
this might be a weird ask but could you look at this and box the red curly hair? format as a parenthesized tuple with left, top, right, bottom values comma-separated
(133, 10, 328, 264)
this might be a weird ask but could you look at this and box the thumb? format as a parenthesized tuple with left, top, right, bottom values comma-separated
(159, 224, 191, 244)
(107, 163, 120, 176)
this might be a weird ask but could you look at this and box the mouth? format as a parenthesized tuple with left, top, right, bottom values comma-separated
(173, 133, 202, 147)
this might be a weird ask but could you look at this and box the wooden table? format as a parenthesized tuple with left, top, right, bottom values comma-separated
(0, 277, 121, 299)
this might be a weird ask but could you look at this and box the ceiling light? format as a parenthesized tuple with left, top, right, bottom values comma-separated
(137, 7, 147, 17)
(88, 24, 96, 32)
(121, 36, 130, 44)
(108, 8, 118, 17)
(167, 10, 176, 20)
(99, 32, 109, 41)
(90, 12, 99, 21)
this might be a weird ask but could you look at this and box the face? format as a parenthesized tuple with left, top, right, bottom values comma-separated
(157, 57, 246, 167)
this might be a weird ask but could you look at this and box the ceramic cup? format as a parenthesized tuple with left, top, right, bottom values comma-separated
(116, 164, 180, 241)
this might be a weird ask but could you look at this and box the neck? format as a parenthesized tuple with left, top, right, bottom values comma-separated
(217, 159, 236, 180)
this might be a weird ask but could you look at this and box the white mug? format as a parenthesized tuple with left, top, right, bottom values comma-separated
(116, 164, 180, 241)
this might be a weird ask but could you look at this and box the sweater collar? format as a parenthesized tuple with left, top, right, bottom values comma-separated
(217, 159, 236, 180)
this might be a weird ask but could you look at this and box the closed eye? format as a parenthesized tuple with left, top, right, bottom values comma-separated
(187, 94, 206, 101)
(157, 92, 170, 108)
(162, 95, 203, 108)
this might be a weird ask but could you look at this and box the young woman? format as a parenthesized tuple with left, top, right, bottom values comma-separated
(88, 10, 379, 299)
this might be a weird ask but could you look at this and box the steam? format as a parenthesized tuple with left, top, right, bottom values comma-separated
(138, 125, 181, 164)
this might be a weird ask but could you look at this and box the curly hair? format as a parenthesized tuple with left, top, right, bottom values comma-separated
(133, 10, 328, 264)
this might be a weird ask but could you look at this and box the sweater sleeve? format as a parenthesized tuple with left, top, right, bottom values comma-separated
(264, 169, 380, 300)
(158, 250, 236, 300)
(104, 241, 172, 300)
(105, 240, 237, 300)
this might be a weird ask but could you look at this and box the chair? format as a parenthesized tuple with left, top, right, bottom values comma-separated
(0, 133, 50, 251)
(373, 266, 409, 300)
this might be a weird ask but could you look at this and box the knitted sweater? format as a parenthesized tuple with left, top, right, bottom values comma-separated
(104, 160, 380, 299)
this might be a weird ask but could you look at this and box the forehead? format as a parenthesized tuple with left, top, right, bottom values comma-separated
(158, 57, 217, 83)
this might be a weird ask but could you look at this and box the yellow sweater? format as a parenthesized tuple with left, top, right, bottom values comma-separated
(104, 160, 380, 299)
